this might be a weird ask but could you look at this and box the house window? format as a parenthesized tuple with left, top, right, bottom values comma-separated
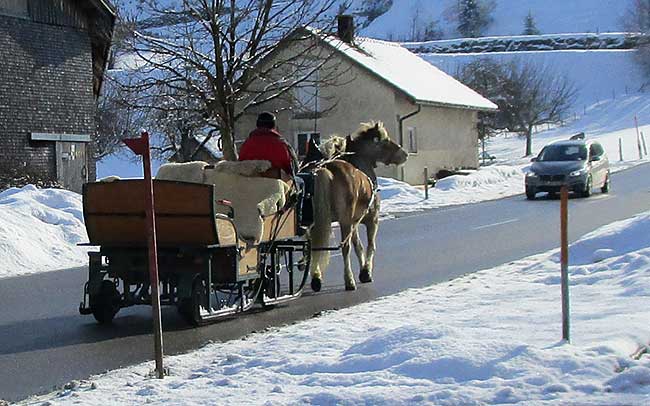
(293, 66, 320, 117)
(296, 132, 320, 156)
(407, 127, 418, 153)
(0, 0, 28, 18)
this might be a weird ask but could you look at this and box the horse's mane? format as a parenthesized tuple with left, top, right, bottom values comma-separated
(319, 135, 347, 159)
(350, 121, 389, 141)
(316, 121, 388, 160)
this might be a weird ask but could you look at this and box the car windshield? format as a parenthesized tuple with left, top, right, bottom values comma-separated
(537, 144, 587, 162)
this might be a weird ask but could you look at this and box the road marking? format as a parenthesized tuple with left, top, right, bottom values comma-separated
(473, 218, 519, 230)
(584, 195, 614, 204)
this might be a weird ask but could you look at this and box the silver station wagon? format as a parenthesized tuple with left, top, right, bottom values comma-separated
(525, 138, 610, 200)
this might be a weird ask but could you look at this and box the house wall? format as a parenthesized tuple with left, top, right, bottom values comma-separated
(0, 7, 96, 188)
(396, 96, 480, 184)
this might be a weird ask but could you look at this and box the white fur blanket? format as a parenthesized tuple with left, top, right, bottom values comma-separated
(155, 160, 286, 241)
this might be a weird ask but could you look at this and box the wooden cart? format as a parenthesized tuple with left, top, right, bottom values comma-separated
(79, 179, 309, 325)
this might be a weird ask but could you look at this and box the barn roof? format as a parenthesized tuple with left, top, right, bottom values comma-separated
(309, 29, 498, 112)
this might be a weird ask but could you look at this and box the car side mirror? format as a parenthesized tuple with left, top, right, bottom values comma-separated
(530, 157, 537, 162)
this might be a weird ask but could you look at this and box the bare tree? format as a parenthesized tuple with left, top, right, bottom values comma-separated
(406, 1, 443, 42)
(500, 62, 577, 156)
(623, 0, 650, 77)
(94, 75, 152, 160)
(459, 59, 577, 156)
(119, 0, 344, 161)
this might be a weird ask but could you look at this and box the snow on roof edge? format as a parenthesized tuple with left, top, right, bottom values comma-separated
(309, 30, 497, 111)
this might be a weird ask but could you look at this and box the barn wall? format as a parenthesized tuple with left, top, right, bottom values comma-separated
(0, 12, 95, 182)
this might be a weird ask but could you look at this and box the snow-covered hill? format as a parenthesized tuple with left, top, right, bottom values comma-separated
(424, 49, 646, 115)
(359, 0, 630, 40)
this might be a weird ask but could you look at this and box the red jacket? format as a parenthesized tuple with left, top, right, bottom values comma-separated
(239, 128, 294, 175)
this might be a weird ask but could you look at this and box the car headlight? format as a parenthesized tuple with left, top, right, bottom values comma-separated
(526, 172, 537, 178)
(569, 169, 586, 177)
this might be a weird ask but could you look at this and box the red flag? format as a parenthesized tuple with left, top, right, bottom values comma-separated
(123, 131, 149, 156)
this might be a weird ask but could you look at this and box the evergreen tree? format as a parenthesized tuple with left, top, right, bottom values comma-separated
(455, 0, 495, 38)
(523, 11, 541, 35)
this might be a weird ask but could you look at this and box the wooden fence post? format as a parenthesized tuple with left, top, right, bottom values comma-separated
(635, 116, 643, 159)
(642, 131, 648, 157)
(424, 167, 429, 200)
(560, 185, 570, 343)
(619, 138, 624, 162)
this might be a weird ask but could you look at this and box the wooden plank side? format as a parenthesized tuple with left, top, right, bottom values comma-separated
(83, 180, 218, 246)
(84, 180, 212, 215)
(261, 208, 297, 242)
(86, 216, 217, 247)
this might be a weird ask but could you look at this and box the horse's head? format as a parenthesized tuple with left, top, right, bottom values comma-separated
(348, 121, 408, 166)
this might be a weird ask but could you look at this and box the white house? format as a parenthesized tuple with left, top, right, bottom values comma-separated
(236, 17, 498, 184)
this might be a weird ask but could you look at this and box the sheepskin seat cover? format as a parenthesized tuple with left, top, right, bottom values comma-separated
(155, 161, 211, 184)
(155, 160, 287, 241)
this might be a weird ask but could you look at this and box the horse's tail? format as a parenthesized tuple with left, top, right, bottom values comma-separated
(310, 167, 334, 281)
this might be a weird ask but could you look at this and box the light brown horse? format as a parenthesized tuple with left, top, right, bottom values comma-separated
(309, 121, 408, 292)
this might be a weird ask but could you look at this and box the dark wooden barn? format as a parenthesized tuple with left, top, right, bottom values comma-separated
(0, 0, 115, 192)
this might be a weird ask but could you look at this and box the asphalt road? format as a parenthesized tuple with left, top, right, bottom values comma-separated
(2, 163, 650, 402)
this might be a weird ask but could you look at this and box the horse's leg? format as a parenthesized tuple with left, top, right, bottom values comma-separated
(340, 222, 357, 291)
(359, 207, 379, 284)
(352, 227, 366, 272)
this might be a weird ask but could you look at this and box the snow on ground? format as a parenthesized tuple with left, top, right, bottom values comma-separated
(19, 210, 650, 405)
(0, 186, 88, 278)
(379, 165, 523, 215)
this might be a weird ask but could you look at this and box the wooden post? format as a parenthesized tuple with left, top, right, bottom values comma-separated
(124, 131, 165, 379)
(635, 116, 643, 160)
(642, 131, 648, 157)
(424, 167, 429, 200)
(560, 185, 570, 343)
(619, 138, 624, 162)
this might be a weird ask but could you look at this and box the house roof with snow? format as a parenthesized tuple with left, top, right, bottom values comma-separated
(307, 28, 497, 112)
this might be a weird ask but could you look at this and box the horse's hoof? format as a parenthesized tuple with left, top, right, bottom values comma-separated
(359, 269, 373, 284)
(345, 284, 357, 291)
(311, 278, 322, 292)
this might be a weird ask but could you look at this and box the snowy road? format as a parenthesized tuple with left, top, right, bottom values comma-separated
(1, 163, 650, 402)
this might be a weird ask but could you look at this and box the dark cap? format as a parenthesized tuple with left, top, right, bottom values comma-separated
(256, 112, 276, 129)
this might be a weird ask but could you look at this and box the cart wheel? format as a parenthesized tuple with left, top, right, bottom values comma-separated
(178, 277, 207, 326)
(90, 280, 121, 324)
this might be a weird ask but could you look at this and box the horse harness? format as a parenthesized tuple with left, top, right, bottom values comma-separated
(302, 152, 378, 252)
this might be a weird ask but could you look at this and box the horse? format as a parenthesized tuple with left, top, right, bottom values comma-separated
(308, 121, 408, 292)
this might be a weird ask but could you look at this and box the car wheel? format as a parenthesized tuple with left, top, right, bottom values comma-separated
(601, 173, 610, 193)
(581, 175, 592, 198)
(526, 187, 536, 200)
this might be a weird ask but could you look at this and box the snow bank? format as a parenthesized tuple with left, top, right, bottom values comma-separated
(0, 186, 88, 277)
(21, 210, 650, 405)
(568, 211, 650, 266)
(379, 165, 524, 215)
